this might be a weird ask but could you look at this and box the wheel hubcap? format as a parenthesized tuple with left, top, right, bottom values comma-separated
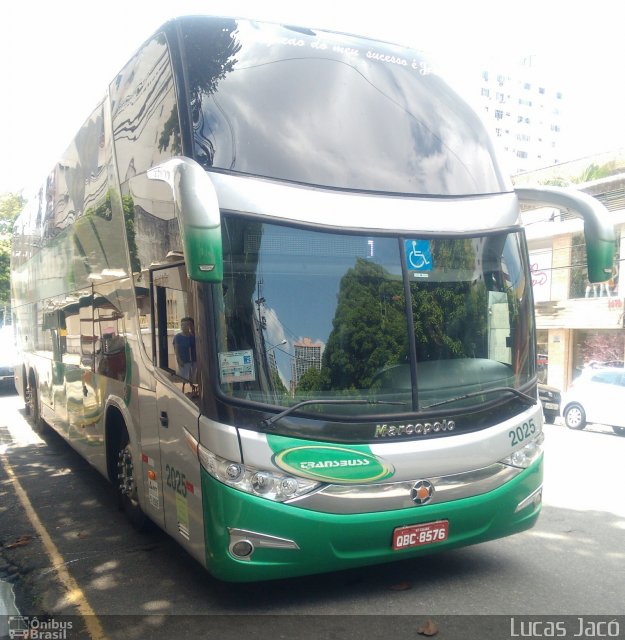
(567, 409, 581, 427)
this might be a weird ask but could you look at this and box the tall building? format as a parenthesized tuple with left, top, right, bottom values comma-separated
(476, 57, 563, 175)
(291, 337, 324, 391)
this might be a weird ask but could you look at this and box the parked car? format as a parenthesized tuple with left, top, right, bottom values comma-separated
(0, 326, 17, 393)
(562, 366, 625, 436)
(538, 383, 561, 424)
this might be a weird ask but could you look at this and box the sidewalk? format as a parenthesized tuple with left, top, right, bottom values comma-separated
(0, 395, 54, 636)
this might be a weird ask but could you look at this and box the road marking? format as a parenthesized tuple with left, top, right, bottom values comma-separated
(1, 452, 108, 640)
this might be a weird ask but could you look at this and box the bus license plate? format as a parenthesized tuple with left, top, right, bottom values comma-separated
(392, 521, 449, 550)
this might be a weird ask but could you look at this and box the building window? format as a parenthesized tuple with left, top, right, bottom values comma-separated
(539, 87, 545, 94)
(482, 71, 489, 82)
(495, 110, 503, 120)
(481, 87, 490, 97)
(516, 150, 528, 158)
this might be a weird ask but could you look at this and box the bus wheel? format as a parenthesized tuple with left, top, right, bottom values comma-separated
(117, 428, 150, 532)
(26, 373, 46, 434)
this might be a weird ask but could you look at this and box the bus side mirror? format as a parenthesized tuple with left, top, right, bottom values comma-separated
(515, 186, 615, 283)
(147, 157, 223, 283)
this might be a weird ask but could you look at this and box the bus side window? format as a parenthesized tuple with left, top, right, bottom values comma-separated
(152, 265, 194, 385)
(94, 297, 126, 382)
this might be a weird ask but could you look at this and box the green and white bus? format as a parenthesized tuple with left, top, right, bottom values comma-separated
(11, 16, 615, 581)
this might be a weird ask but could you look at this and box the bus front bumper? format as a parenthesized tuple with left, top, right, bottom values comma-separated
(200, 457, 542, 582)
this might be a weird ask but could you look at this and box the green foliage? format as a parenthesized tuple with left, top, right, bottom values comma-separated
(321, 259, 407, 392)
(539, 161, 623, 187)
(319, 240, 490, 392)
(270, 369, 289, 397)
(572, 162, 618, 184)
(0, 192, 25, 320)
(296, 366, 323, 394)
(158, 106, 182, 155)
(122, 195, 142, 274)
(0, 192, 25, 233)
(539, 176, 570, 187)
(0, 238, 11, 308)
(569, 232, 588, 298)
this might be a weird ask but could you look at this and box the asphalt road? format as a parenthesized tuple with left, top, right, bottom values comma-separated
(1, 390, 624, 640)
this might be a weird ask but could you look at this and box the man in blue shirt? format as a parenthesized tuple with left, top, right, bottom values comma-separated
(173, 317, 197, 393)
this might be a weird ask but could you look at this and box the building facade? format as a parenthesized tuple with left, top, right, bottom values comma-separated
(515, 156, 625, 393)
(290, 337, 324, 392)
(477, 57, 564, 175)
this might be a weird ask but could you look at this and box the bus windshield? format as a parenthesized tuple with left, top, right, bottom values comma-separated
(214, 216, 535, 417)
(182, 17, 509, 195)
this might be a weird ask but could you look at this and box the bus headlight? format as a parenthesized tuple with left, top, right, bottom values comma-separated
(198, 444, 321, 502)
(500, 432, 545, 469)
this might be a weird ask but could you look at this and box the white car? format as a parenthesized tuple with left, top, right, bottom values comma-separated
(0, 326, 17, 392)
(562, 367, 625, 436)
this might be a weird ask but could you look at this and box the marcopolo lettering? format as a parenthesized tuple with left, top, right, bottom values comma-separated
(374, 420, 456, 438)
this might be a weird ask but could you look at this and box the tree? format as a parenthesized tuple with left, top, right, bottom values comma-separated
(183, 19, 242, 168)
(572, 162, 619, 184)
(0, 192, 25, 232)
(320, 259, 407, 391)
(0, 238, 10, 312)
(0, 192, 25, 323)
(319, 240, 490, 393)
(296, 366, 323, 394)
(539, 161, 623, 187)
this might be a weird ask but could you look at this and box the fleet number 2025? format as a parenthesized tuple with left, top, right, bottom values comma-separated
(508, 419, 537, 447)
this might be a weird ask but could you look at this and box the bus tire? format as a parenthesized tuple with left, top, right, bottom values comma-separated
(116, 426, 150, 532)
(563, 403, 586, 430)
(26, 371, 46, 434)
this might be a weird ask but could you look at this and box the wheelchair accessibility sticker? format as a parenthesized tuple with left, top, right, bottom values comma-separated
(405, 239, 432, 274)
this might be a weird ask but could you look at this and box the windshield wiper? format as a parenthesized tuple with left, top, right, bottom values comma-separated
(260, 399, 407, 429)
(422, 386, 536, 410)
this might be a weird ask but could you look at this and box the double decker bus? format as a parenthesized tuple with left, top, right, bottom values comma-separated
(11, 16, 614, 581)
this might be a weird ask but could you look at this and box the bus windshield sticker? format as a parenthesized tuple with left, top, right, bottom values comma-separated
(219, 350, 256, 383)
(405, 239, 433, 274)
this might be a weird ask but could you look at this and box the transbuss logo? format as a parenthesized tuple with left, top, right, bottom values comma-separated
(273, 445, 394, 483)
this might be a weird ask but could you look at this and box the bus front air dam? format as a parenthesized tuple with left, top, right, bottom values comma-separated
(200, 457, 542, 582)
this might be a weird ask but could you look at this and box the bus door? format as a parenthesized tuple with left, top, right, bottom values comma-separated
(151, 264, 204, 558)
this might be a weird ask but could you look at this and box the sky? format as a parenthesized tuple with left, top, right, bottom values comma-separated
(1, 0, 624, 195)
